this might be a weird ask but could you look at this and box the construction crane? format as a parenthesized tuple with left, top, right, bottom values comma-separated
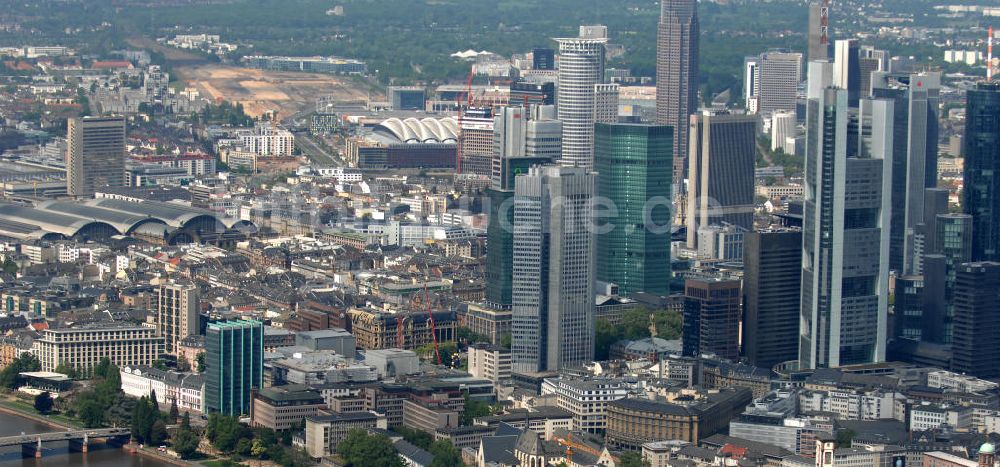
(557, 433, 604, 465)
(455, 66, 476, 175)
(820, 0, 831, 49)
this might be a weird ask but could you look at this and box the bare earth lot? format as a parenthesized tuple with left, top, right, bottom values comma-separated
(175, 64, 369, 119)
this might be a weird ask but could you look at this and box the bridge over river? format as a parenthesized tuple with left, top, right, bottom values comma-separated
(0, 427, 131, 457)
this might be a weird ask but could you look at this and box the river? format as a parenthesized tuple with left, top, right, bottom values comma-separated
(0, 410, 173, 466)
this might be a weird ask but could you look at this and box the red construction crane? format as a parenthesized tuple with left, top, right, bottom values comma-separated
(424, 285, 442, 365)
(820, 0, 831, 48)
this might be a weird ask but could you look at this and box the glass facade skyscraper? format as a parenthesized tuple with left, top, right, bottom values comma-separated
(963, 82, 1000, 262)
(594, 123, 673, 296)
(205, 319, 264, 416)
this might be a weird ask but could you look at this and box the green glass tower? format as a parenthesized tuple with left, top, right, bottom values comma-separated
(594, 123, 673, 296)
(205, 319, 264, 416)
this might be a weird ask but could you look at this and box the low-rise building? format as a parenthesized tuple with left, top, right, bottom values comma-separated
(34, 323, 163, 373)
(304, 412, 387, 458)
(605, 388, 754, 450)
(120, 366, 205, 413)
(472, 407, 573, 440)
(467, 343, 511, 385)
(251, 385, 327, 431)
(402, 399, 460, 435)
(541, 377, 635, 434)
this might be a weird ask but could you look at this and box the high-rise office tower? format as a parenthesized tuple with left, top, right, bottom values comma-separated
(66, 116, 126, 198)
(963, 82, 1000, 262)
(858, 46, 889, 99)
(834, 40, 861, 106)
(912, 187, 951, 275)
(686, 110, 757, 249)
(656, 0, 699, 183)
(950, 262, 1000, 379)
(744, 51, 804, 117)
(682, 278, 741, 361)
(555, 32, 606, 169)
(485, 106, 560, 308)
(156, 281, 199, 355)
(459, 107, 495, 177)
(205, 319, 264, 416)
(808, 2, 829, 62)
(744, 56, 760, 114)
(532, 48, 555, 71)
(743, 229, 803, 369)
(511, 166, 595, 372)
(771, 111, 797, 153)
(922, 213, 975, 343)
(594, 83, 620, 124)
(594, 123, 673, 297)
(799, 63, 893, 369)
(872, 72, 941, 273)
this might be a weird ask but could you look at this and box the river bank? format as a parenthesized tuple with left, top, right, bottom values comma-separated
(0, 399, 189, 466)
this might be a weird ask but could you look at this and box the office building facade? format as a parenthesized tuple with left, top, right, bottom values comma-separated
(963, 82, 1000, 262)
(205, 319, 264, 416)
(66, 116, 126, 197)
(156, 281, 199, 355)
(683, 278, 742, 361)
(799, 69, 892, 369)
(33, 323, 163, 373)
(743, 230, 803, 369)
(950, 262, 1000, 379)
(686, 111, 757, 249)
(512, 166, 596, 372)
(556, 35, 606, 168)
(485, 106, 560, 307)
(595, 123, 673, 296)
(872, 71, 941, 273)
(656, 0, 699, 182)
(745, 51, 803, 117)
(459, 107, 494, 177)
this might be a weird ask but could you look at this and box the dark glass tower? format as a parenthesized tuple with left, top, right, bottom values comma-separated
(742, 229, 803, 369)
(683, 278, 741, 361)
(963, 82, 1000, 262)
(951, 262, 1000, 379)
(205, 319, 264, 416)
(594, 123, 673, 296)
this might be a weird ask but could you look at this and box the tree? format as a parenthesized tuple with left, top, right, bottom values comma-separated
(172, 413, 200, 459)
(53, 363, 77, 379)
(150, 389, 160, 414)
(196, 352, 206, 373)
(150, 420, 168, 446)
(33, 391, 53, 414)
(461, 393, 493, 426)
(169, 399, 180, 422)
(837, 428, 857, 448)
(132, 396, 158, 443)
(429, 440, 463, 467)
(0, 353, 40, 389)
(500, 333, 511, 349)
(76, 398, 106, 428)
(336, 429, 404, 467)
(1, 257, 17, 275)
(207, 413, 248, 454)
(392, 426, 432, 450)
(619, 451, 649, 467)
(251, 438, 267, 460)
